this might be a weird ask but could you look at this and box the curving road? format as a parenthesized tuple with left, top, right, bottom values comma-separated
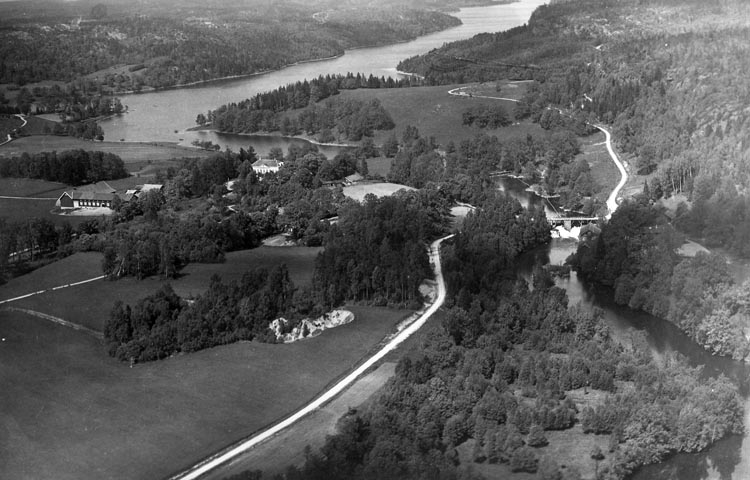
(595, 125, 628, 218)
(170, 233, 455, 480)
(447, 85, 628, 217)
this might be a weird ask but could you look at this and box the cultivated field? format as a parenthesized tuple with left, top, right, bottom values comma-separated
(575, 131, 620, 212)
(337, 82, 544, 147)
(342, 182, 416, 202)
(0, 245, 410, 480)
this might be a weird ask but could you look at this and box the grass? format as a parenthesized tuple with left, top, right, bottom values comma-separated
(336, 82, 545, 148)
(342, 182, 416, 202)
(575, 131, 619, 212)
(0, 135, 210, 167)
(0, 177, 68, 198)
(0, 304, 410, 480)
(5, 246, 322, 332)
(365, 156, 393, 178)
(18, 115, 58, 135)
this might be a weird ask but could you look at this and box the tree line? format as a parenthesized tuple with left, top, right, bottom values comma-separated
(0, 149, 127, 185)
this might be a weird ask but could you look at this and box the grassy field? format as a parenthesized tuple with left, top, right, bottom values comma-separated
(0, 303, 410, 480)
(0, 177, 98, 226)
(336, 82, 544, 148)
(342, 182, 416, 202)
(0, 243, 410, 480)
(5, 246, 322, 332)
(575, 131, 620, 213)
(365, 156, 393, 178)
(0, 135, 210, 168)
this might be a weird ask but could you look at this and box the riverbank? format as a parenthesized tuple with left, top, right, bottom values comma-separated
(190, 127, 357, 149)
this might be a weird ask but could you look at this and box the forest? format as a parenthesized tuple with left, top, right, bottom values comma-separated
(570, 199, 750, 361)
(0, 150, 127, 185)
(212, 96, 395, 142)
(0, 2, 459, 91)
(206, 73, 415, 141)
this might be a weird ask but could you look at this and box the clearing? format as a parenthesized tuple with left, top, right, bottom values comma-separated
(342, 182, 416, 202)
(336, 82, 543, 147)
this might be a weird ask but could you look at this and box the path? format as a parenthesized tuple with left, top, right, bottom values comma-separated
(0, 306, 103, 339)
(0, 275, 106, 306)
(170, 233, 455, 480)
(447, 85, 628, 217)
(595, 125, 628, 218)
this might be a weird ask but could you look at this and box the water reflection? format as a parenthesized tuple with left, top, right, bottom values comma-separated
(499, 177, 750, 480)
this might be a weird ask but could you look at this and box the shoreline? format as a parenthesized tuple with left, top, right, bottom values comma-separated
(108, 25, 462, 98)
(202, 128, 357, 149)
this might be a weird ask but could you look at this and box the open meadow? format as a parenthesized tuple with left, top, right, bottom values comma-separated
(0, 178, 97, 226)
(336, 82, 544, 147)
(342, 182, 416, 202)
(0, 135, 210, 172)
(0, 245, 410, 480)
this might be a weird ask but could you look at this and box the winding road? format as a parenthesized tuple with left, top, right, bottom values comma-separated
(447, 85, 629, 217)
(170, 234, 455, 480)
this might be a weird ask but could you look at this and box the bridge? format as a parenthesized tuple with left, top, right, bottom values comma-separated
(546, 213, 600, 230)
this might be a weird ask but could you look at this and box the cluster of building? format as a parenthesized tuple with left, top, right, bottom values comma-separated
(56, 182, 163, 211)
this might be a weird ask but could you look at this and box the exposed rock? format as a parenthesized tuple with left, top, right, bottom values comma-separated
(269, 310, 354, 343)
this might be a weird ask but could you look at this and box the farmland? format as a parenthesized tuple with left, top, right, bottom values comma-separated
(0, 244, 409, 480)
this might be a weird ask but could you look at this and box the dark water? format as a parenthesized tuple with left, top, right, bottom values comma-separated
(500, 176, 750, 480)
(99, 0, 547, 149)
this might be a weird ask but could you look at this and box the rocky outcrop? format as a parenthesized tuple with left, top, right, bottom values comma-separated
(269, 310, 354, 343)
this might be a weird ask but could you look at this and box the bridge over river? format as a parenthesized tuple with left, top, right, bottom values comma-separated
(546, 213, 600, 229)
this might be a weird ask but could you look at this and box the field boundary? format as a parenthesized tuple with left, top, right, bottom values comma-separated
(0, 275, 106, 305)
(1, 306, 103, 339)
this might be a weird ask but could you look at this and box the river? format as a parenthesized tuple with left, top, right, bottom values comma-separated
(99, 0, 749, 476)
(502, 176, 750, 480)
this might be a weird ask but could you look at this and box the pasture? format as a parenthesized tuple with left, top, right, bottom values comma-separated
(0, 244, 410, 480)
(342, 182, 416, 202)
(337, 82, 544, 148)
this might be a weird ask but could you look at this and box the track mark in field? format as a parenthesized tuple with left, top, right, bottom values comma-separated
(0, 275, 106, 305)
(1, 306, 103, 339)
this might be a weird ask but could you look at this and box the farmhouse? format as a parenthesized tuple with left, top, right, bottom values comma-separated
(251, 158, 283, 175)
(56, 182, 163, 211)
